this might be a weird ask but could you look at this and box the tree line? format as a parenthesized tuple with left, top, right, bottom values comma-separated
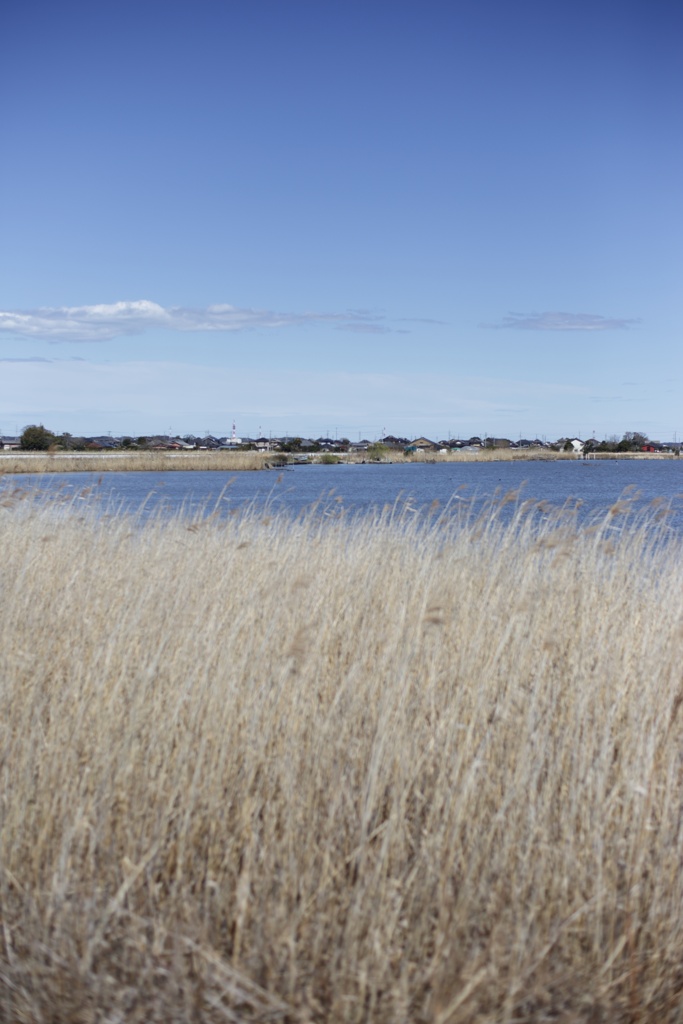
(15, 424, 666, 453)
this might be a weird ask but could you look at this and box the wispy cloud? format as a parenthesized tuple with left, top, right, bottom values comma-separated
(333, 323, 390, 334)
(0, 356, 52, 363)
(397, 317, 448, 325)
(482, 311, 640, 331)
(588, 395, 638, 403)
(0, 359, 587, 428)
(0, 356, 86, 363)
(0, 300, 391, 343)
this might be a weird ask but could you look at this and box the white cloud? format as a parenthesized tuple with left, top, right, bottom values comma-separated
(0, 299, 389, 342)
(482, 311, 640, 331)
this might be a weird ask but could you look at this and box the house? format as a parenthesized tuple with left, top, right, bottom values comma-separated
(86, 436, 119, 449)
(557, 438, 584, 453)
(408, 437, 439, 451)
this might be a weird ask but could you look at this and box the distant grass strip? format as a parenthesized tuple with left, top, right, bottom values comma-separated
(338, 449, 675, 464)
(1, 491, 683, 1021)
(0, 450, 275, 473)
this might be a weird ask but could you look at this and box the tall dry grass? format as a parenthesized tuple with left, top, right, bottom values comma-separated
(0, 450, 275, 474)
(1, 488, 683, 1022)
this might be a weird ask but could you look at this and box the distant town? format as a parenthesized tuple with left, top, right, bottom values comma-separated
(1, 425, 680, 455)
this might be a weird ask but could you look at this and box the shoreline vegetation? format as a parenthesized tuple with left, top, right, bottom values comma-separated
(0, 447, 677, 473)
(2, 490, 683, 1020)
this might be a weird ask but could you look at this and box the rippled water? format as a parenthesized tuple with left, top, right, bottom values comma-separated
(5, 459, 683, 528)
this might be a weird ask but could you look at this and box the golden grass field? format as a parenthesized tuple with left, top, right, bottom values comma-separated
(0, 450, 275, 474)
(1, 485, 683, 1022)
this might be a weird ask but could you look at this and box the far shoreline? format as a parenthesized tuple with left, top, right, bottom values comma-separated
(0, 448, 678, 474)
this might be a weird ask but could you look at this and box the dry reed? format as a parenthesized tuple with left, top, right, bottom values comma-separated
(0, 450, 274, 474)
(1, 487, 683, 1022)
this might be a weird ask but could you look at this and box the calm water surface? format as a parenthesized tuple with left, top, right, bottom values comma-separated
(6, 460, 683, 528)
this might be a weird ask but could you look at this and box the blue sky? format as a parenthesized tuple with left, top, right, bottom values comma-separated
(1, 0, 681, 440)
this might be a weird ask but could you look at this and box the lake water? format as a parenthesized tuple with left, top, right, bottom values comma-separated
(5, 460, 683, 529)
